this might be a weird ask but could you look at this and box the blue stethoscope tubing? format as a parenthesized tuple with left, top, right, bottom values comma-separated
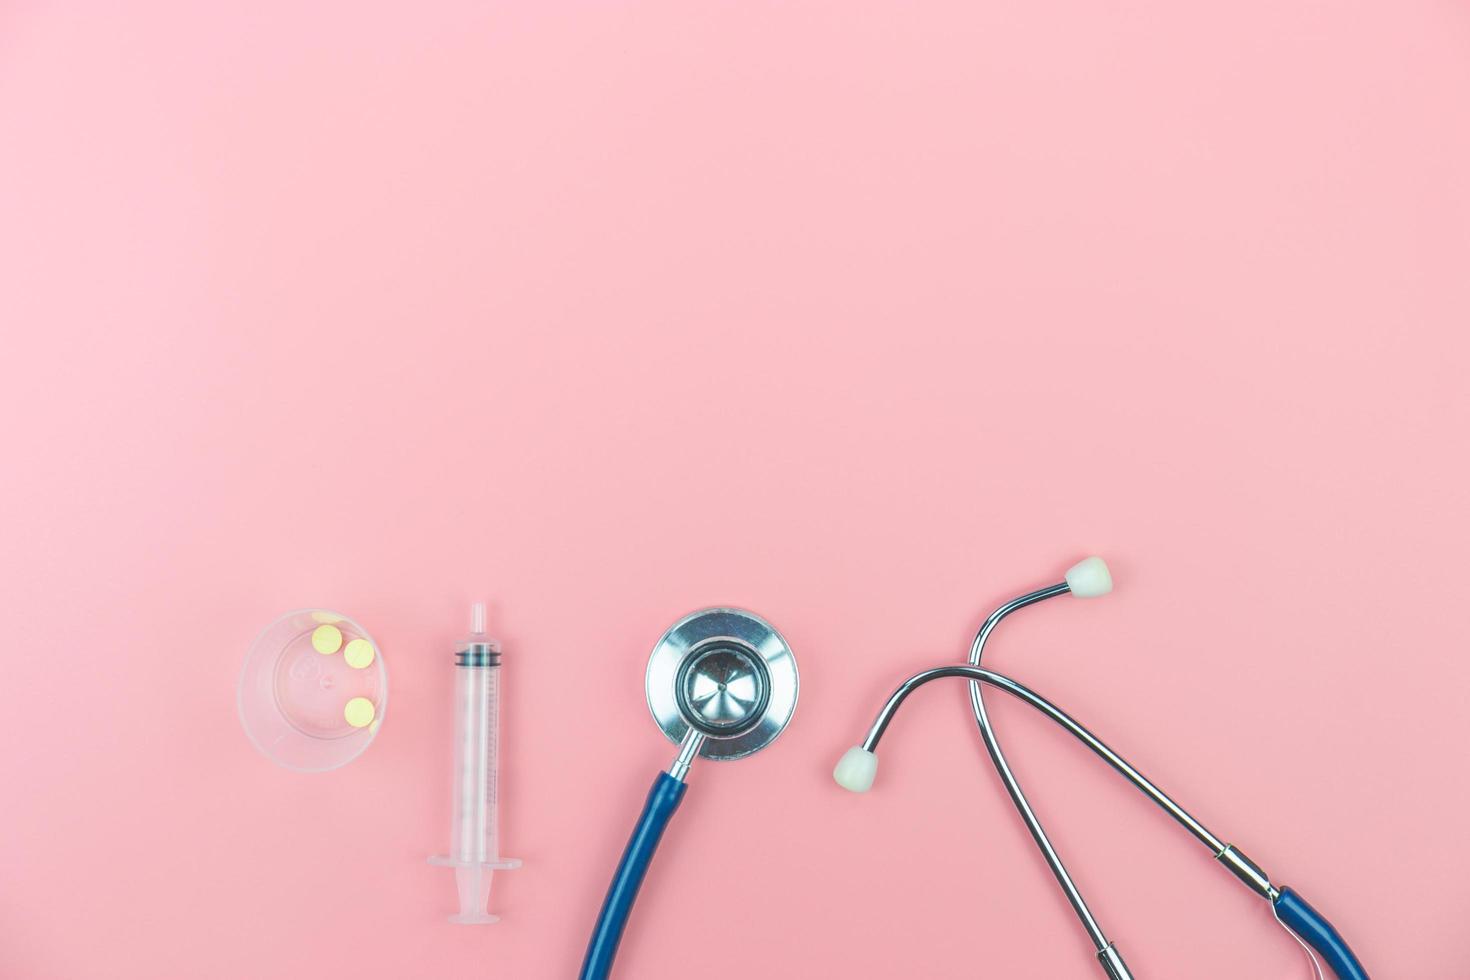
(579, 743, 1369, 980)
(1275, 888, 1367, 979)
(577, 772, 686, 980)
(579, 723, 1371, 980)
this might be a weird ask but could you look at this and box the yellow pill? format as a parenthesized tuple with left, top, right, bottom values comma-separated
(310, 610, 343, 624)
(343, 697, 376, 728)
(311, 624, 343, 654)
(343, 638, 375, 669)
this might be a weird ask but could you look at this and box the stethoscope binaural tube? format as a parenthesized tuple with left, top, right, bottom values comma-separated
(835, 664, 1369, 979)
(963, 558, 1125, 966)
(578, 609, 798, 980)
(833, 558, 1370, 980)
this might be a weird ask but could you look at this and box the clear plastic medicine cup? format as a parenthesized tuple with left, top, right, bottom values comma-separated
(238, 609, 388, 772)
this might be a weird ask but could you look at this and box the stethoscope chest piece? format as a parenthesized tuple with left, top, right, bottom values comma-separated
(580, 607, 799, 980)
(645, 607, 798, 761)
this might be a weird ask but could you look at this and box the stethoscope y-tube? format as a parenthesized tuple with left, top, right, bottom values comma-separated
(834, 558, 1370, 980)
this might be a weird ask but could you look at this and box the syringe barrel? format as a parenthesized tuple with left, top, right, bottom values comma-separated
(450, 659, 503, 865)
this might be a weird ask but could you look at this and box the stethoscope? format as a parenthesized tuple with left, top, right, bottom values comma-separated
(833, 557, 1369, 980)
(579, 608, 799, 980)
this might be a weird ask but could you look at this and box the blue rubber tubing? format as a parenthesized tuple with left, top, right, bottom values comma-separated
(578, 772, 688, 980)
(1274, 887, 1370, 980)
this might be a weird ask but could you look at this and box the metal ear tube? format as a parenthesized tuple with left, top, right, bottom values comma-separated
(834, 558, 1370, 980)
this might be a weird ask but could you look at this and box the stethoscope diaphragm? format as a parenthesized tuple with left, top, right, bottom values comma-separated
(645, 607, 798, 761)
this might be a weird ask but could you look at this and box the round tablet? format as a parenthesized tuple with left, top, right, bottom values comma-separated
(343, 638, 376, 669)
(311, 624, 343, 654)
(343, 697, 376, 728)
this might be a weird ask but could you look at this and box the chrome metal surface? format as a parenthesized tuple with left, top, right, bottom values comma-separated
(1098, 944, 1135, 980)
(858, 574, 1254, 972)
(1216, 844, 1278, 901)
(859, 661, 1229, 966)
(967, 582, 1112, 949)
(956, 580, 1234, 957)
(667, 728, 706, 783)
(646, 608, 798, 762)
(861, 664, 1226, 850)
(680, 642, 769, 735)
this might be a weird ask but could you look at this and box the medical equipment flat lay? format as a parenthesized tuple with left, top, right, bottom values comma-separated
(235, 565, 1370, 978)
(834, 558, 1369, 980)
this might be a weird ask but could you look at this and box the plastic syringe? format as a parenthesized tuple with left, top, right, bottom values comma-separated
(429, 602, 521, 923)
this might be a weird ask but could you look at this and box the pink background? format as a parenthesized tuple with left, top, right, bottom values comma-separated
(2, 2, 1468, 977)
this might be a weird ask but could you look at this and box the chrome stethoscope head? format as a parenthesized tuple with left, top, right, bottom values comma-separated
(646, 608, 799, 771)
(578, 610, 801, 980)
